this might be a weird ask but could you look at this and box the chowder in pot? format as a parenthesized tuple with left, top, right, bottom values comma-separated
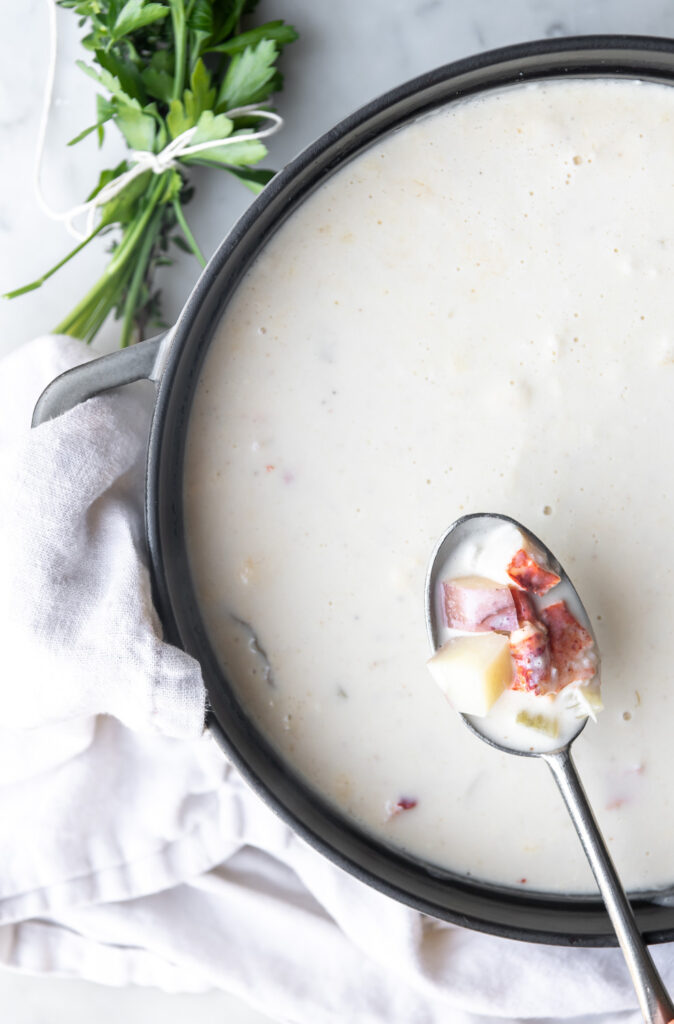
(183, 77, 674, 896)
(36, 38, 674, 942)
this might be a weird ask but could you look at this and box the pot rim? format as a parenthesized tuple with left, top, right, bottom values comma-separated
(147, 34, 674, 946)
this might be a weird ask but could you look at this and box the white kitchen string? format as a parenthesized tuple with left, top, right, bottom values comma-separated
(35, 0, 284, 241)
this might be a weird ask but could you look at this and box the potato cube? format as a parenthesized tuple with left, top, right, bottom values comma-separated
(427, 633, 512, 717)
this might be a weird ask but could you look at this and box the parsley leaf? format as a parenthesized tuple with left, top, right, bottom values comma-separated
(6, 0, 298, 346)
(217, 39, 280, 109)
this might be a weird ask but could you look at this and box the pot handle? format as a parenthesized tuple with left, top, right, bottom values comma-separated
(32, 332, 169, 427)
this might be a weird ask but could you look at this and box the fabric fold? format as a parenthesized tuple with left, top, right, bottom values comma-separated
(0, 335, 669, 1024)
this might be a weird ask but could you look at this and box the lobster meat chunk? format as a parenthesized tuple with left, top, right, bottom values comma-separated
(510, 586, 537, 626)
(443, 576, 517, 633)
(507, 548, 561, 596)
(509, 621, 553, 695)
(541, 601, 597, 689)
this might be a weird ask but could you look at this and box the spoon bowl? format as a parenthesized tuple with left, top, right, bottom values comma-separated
(426, 513, 673, 1024)
(425, 512, 592, 756)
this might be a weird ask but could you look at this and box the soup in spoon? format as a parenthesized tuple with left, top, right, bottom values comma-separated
(426, 516, 601, 753)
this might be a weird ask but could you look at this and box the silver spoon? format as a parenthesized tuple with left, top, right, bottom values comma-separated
(425, 512, 674, 1024)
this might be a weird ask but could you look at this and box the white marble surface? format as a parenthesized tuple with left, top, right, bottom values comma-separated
(2, 0, 674, 1020)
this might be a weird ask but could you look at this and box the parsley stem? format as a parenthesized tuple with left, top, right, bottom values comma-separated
(3, 222, 106, 299)
(120, 208, 163, 347)
(58, 261, 132, 341)
(172, 197, 206, 267)
(170, 0, 187, 101)
(69, 278, 124, 342)
(54, 175, 169, 338)
(104, 176, 167, 278)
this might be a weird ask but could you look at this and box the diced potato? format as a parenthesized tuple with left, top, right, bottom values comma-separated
(427, 633, 512, 716)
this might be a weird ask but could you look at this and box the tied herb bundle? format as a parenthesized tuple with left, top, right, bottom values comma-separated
(7, 0, 297, 346)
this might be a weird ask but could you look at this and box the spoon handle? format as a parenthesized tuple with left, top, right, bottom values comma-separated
(543, 748, 674, 1024)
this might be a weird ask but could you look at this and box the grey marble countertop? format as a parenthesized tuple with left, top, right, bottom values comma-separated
(1, 1, 674, 1021)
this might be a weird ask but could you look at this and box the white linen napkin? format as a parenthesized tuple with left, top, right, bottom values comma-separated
(0, 334, 670, 1024)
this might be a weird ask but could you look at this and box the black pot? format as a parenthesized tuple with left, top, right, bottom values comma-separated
(34, 35, 674, 947)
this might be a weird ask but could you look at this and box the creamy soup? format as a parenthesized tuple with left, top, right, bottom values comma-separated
(183, 78, 674, 894)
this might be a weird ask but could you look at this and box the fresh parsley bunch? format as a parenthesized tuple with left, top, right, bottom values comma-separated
(7, 0, 297, 346)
